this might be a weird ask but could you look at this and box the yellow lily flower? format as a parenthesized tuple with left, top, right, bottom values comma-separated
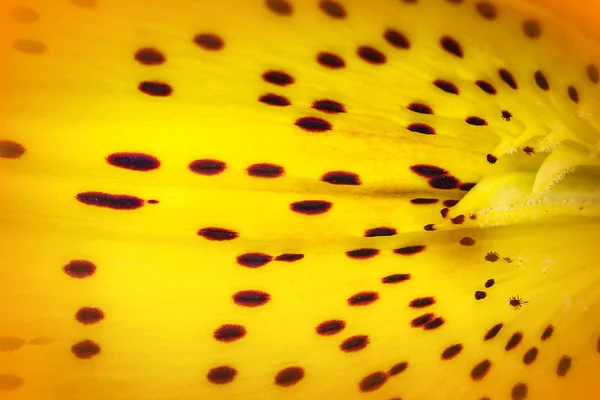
(1, 0, 600, 399)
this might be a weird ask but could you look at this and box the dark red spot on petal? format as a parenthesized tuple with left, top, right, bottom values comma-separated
(313, 99, 346, 114)
(189, 159, 226, 175)
(460, 237, 476, 246)
(499, 69, 518, 89)
(410, 198, 438, 205)
(193, 33, 224, 50)
(440, 36, 463, 57)
(394, 245, 425, 255)
(247, 163, 284, 178)
(460, 182, 476, 191)
(347, 291, 379, 306)
(476, 1, 497, 20)
(75, 307, 104, 324)
(441, 344, 463, 360)
(76, 192, 144, 210)
(429, 175, 459, 189)
(340, 335, 369, 352)
(475, 291, 487, 300)
(441, 208, 449, 218)
(319, 0, 346, 18)
(407, 103, 434, 114)
(486, 154, 498, 164)
(424, 317, 445, 330)
(466, 116, 487, 126)
(233, 290, 270, 307)
(359, 371, 387, 393)
(407, 123, 435, 135)
(207, 366, 237, 384)
(505, 332, 523, 351)
(443, 199, 459, 207)
(71, 340, 100, 359)
(384, 29, 410, 49)
(451, 215, 465, 224)
(63, 260, 96, 278)
(410, 164, 448, 177)
(259, 93, 291, 106)
(534, 70, 550, 91)
(322, 171, 360, 185)
(316, 319, 346, 336)
(346, 248, 379, 259)
(317, 52, 345, 69)
(138, 81, 172, 97)
(411, 313, 434, 327)
(541, 325, 554, 341)
(382, 273, 411, 284)
(134, 47, 165, 65)
(587, 64, 599, 84)
(523, 19, 541, 38)
(295, 116, 332, 132)
(475, 80, 497, 94)
(197, 227, 238, 241)
(237, 253, 272, 268)
(275, 367, 304, 387)
(424, 223, 436, 231)
(511, 383, 528, 400)
(263, 70, 294, 86)
(409, 297, 435, 308)
(290, 200, 332, 215)
(556, 356, 572, 377)
(365, 227, 397, 237)
(214, 324, 246, 342)
(485, 278, 495, 288)
(388, 362, 408, 375)
(357, 46, 386, 64)
(568, 86, 579, 103)
(433, 79, 459, 94)
(471, 360, 491, 381)
(0, 140, 26, 159)
(275, 253, 304, 262)
(106, 152, 160, 171)
(484, 323, 503, 340)
(523, 347, 538, 365)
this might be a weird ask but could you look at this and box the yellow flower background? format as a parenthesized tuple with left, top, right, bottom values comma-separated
(2, 0, 600, 399)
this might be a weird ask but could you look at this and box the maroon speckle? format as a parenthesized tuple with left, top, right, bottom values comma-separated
(411, 313, 434, 327)
(259, 93, 291, 106)
(322, 171, 360, 185)
(340, 335, 369, 352)
(63, 260, 96, 278)
(475, 291, 487, 300)
(347, 291, 379, 306)
(485, 279, 494, 288)
(441, 208, 449, 218)
(388, 362, 408, 375)
(237, 253, 272, 268)
(275, 367, 304, 387)
(433, 79, 459, 94)
(466, 116, 487, 126)
(484, 323, 504, 340)
(275, 253, 304, 262)
(523, 19, 541, 38)
(451, 215, 465, 224)
(382, 273, 411, 284)
(499, 69, 518, 89)
(523, 347, 538, 365)
(409, 297, 435, 308)
(247, 163, 284, 178)
(106, 152, 160, 171)
(471, 359, 492, 381)
(189, 159, 226, 175)
(394, 245, 425, 255)
(357, 46, 386, 64)
(429, 176, 459, 189)
(476, 1, 497, 19)
(214, 324, 246, 342)
(534, 70, 550, 91)
(207, 366, 237, 384)
(147, 199, 159, 204)
(138, 81, 172, 97)
(295, 116, 332, 132)
(365, 227, 397, 237)
(359, 371, 388, 393)
(460, 182, 476, 191)
(76, 192, 144, 210)
(410, 198, 438, 205)
(263, 70, 294, 86)
(197, 227, 238, 241)
(313, 99, 346, 114)
(424, 317, 445, 330)
(317, 52, 345, 69)
(424, 224, 436, 231)
(346, 248, 379, 259)
(443, 199, 459, 207)
(442, 344, 464, 360)
(233, 290, 270, 307)
(486, 154, 498, 164)
(410, 164, 447, 177)
(541, 325, 554, 341)
(316, 319, 346, 336)
(290, 200, 332, 215)
(407, 103, 434, 114)
(0, 140, 26, 159)
(440, 36, 463, 57)
(193, 33, 224, 50)
(75, 307, 104, 324)
(587, 65, 599, 84)
(512, 383, 528, 400)
(460, 237, 476, 246)
(568, 86, 579, 103)
(134, 48, 165, 65)
(476, 80, 497, 94)
(319, 0, 346, 18)
(71, 340, 100, 359)
(556, 356, 572, 377)
(505, 332, 523, 351)
(407, 123, 435, 135)
(384, 29, 410, 49)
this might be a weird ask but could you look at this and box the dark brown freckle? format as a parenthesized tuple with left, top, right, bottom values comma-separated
(388, 362, 408, 376)
(193, 33, 224, 50)
(75, 307, 104, 324)
(430, 176, 460, 190)
(460, 237, 475, 246)
(189, 159, 226, 175)
(502, 110, 512, 121)
(259, 93, 291, 106)
(290, 200, 332, 215)
(313, 99, 346, 114)
(466, 116, 487, 126)
(534, 71, 549, 90)
(365, 227, 397, 237)
(487, 154, 498, 164)
(394, 245, 426, 255)
(511, 383, 528, 400)
(440, 36, 463, 58)
(207, 366, 237, 384)
(407, 103, 434, 114)
(411, 313, 434, 327)
(407, 123, 435, 135)
(106, 152, 160, 171)
(433, 79, 459, 94)
(470, 359, 491, 381)
(384, 29, 410, 49)
(424, 317, 445, 330)
(247, 163, 284, 178)
(443, 199, 459, 207)
(484, 278, 494, 288)
(340, 335, 369, 352)
(63, 260, 96, 278)
(76, 192, 144, 210)
(138, 81, 172, 97)
(237, 253, 273, 268)
(476, 80, 497, 95)
(441, 208, 449, 218)
(346, 248, 379, 259)
(485, 252, 499, 262)
(317, 52, 345, 69)
(451, 215, 465, 224)
(475, 1, 497, 19)
(295, 116, 332, 132)
(523, 19, 541, 38)
(469, 212, 478, 221)
(232, 290, 270, 307)
(475, 291, 487, 300)
(359, 371, 387, 393)
(587, 64, 599, 83)
(319, 0, 346, 18)
(71, 340, 100, 359)
(505, 332, 523, 351)
(523, 146, 535, 156)
(523, 347, 538, 365)
(263, 70, 294, 86)
(214, 324, 246, 342)
(316, 320, 346, 336)
(499, 69, 518, 89)
(556, 356, 571, 376)
(347, 291, 379, 306)
(460, 182, 476, 191)
(266, 0, 293, 15)
(382, 273, 411, 284)
(275, 253, 304, 262)
(484, 323, 504, 340)
(198, 227, 238, 241)
(424, 224, 436, 231)
(134, 47, 165, 65)
(275, 367, 304, 387)
(322, 171, 360, 185)
(409, 297, 435, 308)
(411, 198, 438, 205)
(441, 344, 463, 360)
(541, 325, 554, 341)
(357, 46, 386, 64)
(410, 164, 448, 177)
(0, 140, 26, 159)
(567, 86, 579, 103)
